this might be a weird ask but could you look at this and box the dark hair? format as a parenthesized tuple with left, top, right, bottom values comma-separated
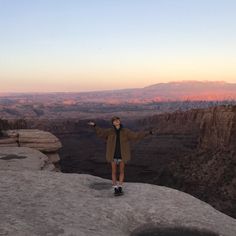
(111, 116, 120, 123)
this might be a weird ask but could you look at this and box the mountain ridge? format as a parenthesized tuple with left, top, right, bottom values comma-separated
(2, 81, 236, 119)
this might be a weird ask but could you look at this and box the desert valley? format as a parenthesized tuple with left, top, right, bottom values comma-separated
(1, 81, 236, 220)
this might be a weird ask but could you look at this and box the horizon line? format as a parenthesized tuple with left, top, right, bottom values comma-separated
(0, 80, 233, 95)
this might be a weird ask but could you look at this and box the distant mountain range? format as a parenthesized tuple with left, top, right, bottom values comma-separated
(73, 80, 236, 103)
(1, 80, 236, 104)
(1, 80, 236, 119)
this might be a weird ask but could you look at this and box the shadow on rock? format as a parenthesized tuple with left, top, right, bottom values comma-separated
(89, 182, 111, 190)
(131, 226, 219, 236)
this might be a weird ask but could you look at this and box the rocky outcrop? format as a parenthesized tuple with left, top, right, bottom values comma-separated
(135, 105, 236, 218)
(0, 137, 18, 147)
(0, 147, 49, 170)
(0, 170, 236, 236)
(0, 129, 62, 169)
(199, 106, 236, 151)
(140, 105, 236, 151)
(170, 150, 236, 218)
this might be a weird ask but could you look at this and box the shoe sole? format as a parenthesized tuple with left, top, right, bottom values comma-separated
(114, 192, 124, 196)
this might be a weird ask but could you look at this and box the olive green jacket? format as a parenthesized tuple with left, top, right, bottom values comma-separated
(94, 126, 150, 163)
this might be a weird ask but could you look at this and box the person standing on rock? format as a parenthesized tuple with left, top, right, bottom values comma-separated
(88, 116, 153, 196)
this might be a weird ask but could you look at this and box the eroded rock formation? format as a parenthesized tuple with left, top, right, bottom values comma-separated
(140, 105, 236, 151)
(0, 129, 62, 169)
(137, 105, 236, 218)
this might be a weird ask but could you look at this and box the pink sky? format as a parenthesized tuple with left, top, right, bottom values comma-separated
(1, 1, 236, 93)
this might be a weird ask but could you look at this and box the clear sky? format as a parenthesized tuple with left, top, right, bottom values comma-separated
(0, 0, 236, 92)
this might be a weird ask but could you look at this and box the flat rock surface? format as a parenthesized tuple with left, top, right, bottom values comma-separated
(0, 147, 47, 170)
(0, 170, 235, 236)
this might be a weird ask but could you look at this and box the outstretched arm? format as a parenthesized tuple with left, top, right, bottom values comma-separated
(88, 121, 110, 140)
(126, 128, 153, 141)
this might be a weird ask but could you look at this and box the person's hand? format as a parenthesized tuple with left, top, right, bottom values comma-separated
(149, 130, 154, 135)
(88, 121, 96, 127)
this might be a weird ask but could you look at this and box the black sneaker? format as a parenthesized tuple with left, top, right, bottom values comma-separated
(118, 186, 123, 194)
(114, 187, 119, 195)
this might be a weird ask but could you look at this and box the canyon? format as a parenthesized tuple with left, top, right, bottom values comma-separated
(1, 133, 235, 235)
(1, 104, 235, 219)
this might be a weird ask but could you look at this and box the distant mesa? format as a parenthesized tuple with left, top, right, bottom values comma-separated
(1, 80, 236, 103)
(1, 80, 236, 119)
(75, 80, 236, 103)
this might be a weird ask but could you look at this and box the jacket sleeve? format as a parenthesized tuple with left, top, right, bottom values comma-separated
(125, 128, 150, 141)
(94, 126, 110, 140)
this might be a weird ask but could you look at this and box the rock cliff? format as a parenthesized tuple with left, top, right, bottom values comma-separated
(0, 129, 62, 170)
(140, 105, 236, 151)
(137, 105, 236, 218)
(198, 106, 236, 151)
(0, 169, 236, 236)
(1, 131, 236, 236)
(1, 105, 235, 220)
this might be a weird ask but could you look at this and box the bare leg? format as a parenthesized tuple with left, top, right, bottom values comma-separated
(119, 161, 125, 186)
(111, 161, 117, 186)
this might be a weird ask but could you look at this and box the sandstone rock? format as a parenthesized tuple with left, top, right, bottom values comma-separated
(45, 152, 60, 164)
(2, 129, 18, 138)
(19, 142, 62, 152)
(199, 106, 236, 151)
(0, 143, 18, 147)
(0, 137, 18, 147)
(0, 147, 48, 171)
(0, 137, 18, 144)
(2, 129, 62, 168)
(0, 171, 235, 236)
(5, 129, 62, 152)
(140, 105, 236, 152)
